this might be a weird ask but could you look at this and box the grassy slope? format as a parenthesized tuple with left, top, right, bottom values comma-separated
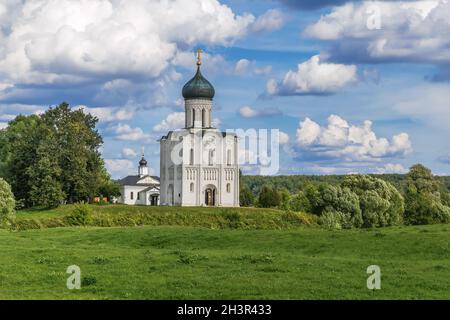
(0, 223, 449, 299)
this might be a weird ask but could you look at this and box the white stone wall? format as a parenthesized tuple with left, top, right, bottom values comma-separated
(160, 128, 239, 207)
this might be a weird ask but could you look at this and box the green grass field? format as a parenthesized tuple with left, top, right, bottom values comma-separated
(1, 205, 450, 299)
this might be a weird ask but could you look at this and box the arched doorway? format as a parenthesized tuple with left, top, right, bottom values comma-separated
(167, 185, 174, 205)
(204, 185, 217, 206)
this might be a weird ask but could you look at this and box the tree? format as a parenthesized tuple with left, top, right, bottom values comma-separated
(0, 103, 112, 208)
(289, 191, 311, 213)
(239, 185, 254, 207)
(404, 164, 450, 225)
(342, 174, 404, 227)
(310, 184, 363, 228)
(257, 185, 281, 208)
(0, 178, 15, 224)
(278, 188, 291, 210)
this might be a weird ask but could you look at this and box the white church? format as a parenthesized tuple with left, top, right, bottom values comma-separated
(118, 50, 240, 207)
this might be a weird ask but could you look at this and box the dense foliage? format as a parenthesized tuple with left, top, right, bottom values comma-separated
(0, 103, 119, 208)
(404, 164, 450, 225)
(0, 178, 15, 224)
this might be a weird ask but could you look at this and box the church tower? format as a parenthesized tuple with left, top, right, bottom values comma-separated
(159, 49, 240, 207)
(138, 149, 149, 177)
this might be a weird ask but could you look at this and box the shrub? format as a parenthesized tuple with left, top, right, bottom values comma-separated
(65, 203, 92, 226)
(281, 211, 318, 226)
(0, 178, 15, 226)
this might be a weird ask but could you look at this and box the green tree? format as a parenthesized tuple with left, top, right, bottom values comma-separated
(258, 185, 281, 208)
(404, 164, 450, 225)
(289, 191, 311, 213)
(0, 103, 112, 208)
(342, 174, 404, 227)
(0, 178, 15, 224)
(278, 188, 291, 210)
(239, 185, 254, 207)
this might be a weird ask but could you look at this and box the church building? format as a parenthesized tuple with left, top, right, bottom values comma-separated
(117, 153, 160, 206)
(159, 50, 240, 207)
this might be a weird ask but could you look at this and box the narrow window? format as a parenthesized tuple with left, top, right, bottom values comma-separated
(202, 109, 206, 127)
(226, 183, 231, 193)
(190, 183, 194, 192)
(209, 149, 215, 166)
(137, 192, 140, 200)
(190, 148, 194, 165)
(130, 192, 134, 200)
(227, 149, 231, 166)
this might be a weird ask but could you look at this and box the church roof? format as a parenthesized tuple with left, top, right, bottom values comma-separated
(182, 66, 215, 100)
(119, 175, 160, 186)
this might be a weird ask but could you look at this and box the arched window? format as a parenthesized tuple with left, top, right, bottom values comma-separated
(190, 183, 194, 192)
(227, 149, 231, 166)
(226, 183, 231, 193)
(202, 109, 206, 127)
(192, 109, 196, 127)
(190, 148, 194, 165)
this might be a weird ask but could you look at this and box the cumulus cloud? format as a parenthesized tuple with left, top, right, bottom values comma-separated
(77, 106, 135, 122)
(234, 59, 272, 76)
(121, 148, 138, 159)
(153, 112, 185, 132)
(0, 0, 254, 91)
(266, 55, 357, 95)
(375, 163, 408, 174)
(296, 115, 412, 161)
(112, 124, 152, 142)
(251, 9, 285, 32)
(304, 1, 450, 77)
(279, 131, 290, 145)
(238, 105, 282, 118)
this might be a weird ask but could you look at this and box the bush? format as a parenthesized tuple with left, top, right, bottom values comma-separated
(319, 211, 345, 230)
(65, 203, 92, 226)
(0, 178, 15, 225)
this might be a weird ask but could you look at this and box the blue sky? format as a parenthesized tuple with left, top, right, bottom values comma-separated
(1, 0, 450, 178)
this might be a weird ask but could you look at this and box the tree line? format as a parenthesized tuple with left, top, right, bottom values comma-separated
(0, 103, 119, 209)
(240, 164, 450, 228)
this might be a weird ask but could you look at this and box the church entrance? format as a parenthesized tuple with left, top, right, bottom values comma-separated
(150, 194, 159, 206)
(205, 187, 216, 206)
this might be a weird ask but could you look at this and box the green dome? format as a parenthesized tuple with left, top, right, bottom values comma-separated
(182, 66, 215, 100)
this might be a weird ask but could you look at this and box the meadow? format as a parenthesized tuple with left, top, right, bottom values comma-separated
(0, 205, 449, 299)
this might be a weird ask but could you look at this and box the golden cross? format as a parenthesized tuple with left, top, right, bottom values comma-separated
(196, 48, 202, 66)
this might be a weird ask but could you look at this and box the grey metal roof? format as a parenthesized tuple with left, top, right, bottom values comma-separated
(118, 175, 160, 186)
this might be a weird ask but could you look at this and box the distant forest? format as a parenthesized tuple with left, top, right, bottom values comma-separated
(241, 174, 450, 196)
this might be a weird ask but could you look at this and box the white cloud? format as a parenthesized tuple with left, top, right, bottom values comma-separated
(121, 148, 138, 159)
(112, 124, 152, 142)
(375, 163, 408, 174)
(234, 59, 272, 76)
(0, 114, 15, 121)
(267, 55, 357, 95)
(238, 105, 281, 118)
(234, 59, 251, 75)
(252, 9, 285, 33)
(77, 106, 135, 122)
(153, 112, 185, 132)
(296, 115, 412, 161)
(0, 122, 8, 130)
(279, 131, 290, 145)
(304, 1, 450, 66)
(0, 0, 254, 88)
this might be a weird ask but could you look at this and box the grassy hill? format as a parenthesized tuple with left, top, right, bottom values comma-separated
(0, 222, 449, 299)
